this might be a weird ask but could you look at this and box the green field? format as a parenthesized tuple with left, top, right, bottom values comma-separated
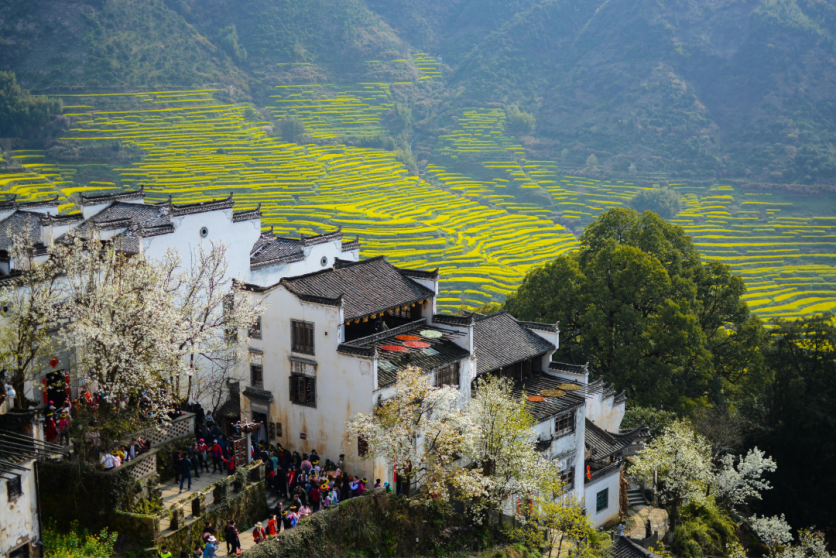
(4, 81, 836, 319)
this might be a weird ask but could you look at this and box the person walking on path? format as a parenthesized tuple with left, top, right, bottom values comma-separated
(225, 520, 241, 555)
(178, 452, 192, 493)
(211, 439, 223, 473)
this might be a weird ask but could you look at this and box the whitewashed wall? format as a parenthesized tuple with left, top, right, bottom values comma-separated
(0, 462, 38, 556)
(242, 286, 379, 481)
(584, 467, 622, 527)
(143, 211, 261, 281)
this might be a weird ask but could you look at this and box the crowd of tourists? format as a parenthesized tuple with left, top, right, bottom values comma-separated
(158, 409, 390, 556)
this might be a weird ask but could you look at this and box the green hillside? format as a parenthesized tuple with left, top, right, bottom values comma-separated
(2, 0, 836, 319)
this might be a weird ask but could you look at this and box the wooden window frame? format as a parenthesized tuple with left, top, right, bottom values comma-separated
(435, 363, 460, 387)
(555, 411, 576, 438)
(559, 467, 575, 491)
(289, 374, 316, 407)
(291, 320, 315, 355)
(358, 436, 369, 457)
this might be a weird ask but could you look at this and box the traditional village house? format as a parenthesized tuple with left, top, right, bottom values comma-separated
(0, 404, 68, 558)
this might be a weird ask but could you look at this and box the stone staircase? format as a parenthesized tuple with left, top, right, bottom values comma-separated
(628, 488, 646, 507)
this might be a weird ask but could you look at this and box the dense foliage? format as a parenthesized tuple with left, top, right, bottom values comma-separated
(629, 187, 682, 218)
(507, 209, 836, 538)
(0, 72, 61, 138)
(505, 207, 762, 411)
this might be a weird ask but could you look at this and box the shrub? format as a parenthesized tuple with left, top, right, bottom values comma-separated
(671, 500, 737, 558)
(280, 116, 306, 143)
(629, 187, 682, 218)
(43, 520, 118, 558)
(506, 106, 535, 134)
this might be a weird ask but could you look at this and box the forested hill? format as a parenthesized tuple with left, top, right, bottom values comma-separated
(3, 0, 836, 184)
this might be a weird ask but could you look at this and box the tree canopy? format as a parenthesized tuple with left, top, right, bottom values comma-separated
(0, 71, 62, 138)
(505, 208, 763, 411)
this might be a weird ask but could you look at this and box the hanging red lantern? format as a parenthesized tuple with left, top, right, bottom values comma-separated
(586, 465, 591, 480)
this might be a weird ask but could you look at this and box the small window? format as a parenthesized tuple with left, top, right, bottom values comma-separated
(289, 374, 316, 407)
(275, 422, 283, 437)
(223, 294, 237, 341)
(435, 363, 460, 387)
(320, 256, 328, 267)
(7, 475, 22, 500)
(555, 411, 575, 437)
(559, 467, 575, 491)
(200, 226, 209, 238)
(250, 364, 263, 388)
(291, 320, 314, 355)
(358, 436, 368, 457)
(249, 316, 262, 340)
(596, 488, 608, 513)
(9, 543, 30, 558)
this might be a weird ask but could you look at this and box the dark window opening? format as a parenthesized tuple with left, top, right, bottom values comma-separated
(7, 475, 22, 500)
(289, 374, 316, 407)
(343, 302, 425, 342)
(435, 363, 460, 387)
(291, 320, 314, 354)
(275, 422, 283, 437)
(358, 436, 368, 457)
(596, 488, 608, 512)
(555, 411, 576, 437)
(9, 543, 30, 558)
(250, 364, 263, 388)
(498, 357, 539, 383)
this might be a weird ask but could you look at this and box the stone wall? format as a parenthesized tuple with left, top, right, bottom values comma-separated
(158, 477, 267, 556)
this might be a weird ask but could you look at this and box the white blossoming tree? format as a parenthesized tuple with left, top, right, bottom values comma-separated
(346, 366, 488, 503)
(0, 230, 61, 408)
(55, 232, 185, 407)
(467, 374, 560, 518)
(776, 529, 833, 558)
(168, 241, 264, 403)
(751, 514, 793, 555)
(630, 420, 714, 525)
(714, 447, 777, 507)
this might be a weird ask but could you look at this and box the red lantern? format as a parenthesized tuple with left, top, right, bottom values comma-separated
(49, 357, 59, 369)
(586, 465, 591, 480)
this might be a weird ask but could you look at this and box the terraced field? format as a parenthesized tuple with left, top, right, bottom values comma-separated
(6, 89, 577, 311)
(3, 87, 834, 319)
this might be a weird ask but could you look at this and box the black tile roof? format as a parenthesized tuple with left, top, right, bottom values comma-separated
(496, 372, 584, 422)
(79, 186, 145, 205)
(340, 320, 470, 388)
(586, 419, 651, 461)
(0, 211, 44, 250)
(609, 536, 662, 558)
(59, 201, 168, 241)
(473, 312, 555, 376)
(518, 321, 558, 333)
(433, 314, 473, 327)
(549, 361, 590, 375)
(250, 234, 305, 268)
(282, 257, 435, 321)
